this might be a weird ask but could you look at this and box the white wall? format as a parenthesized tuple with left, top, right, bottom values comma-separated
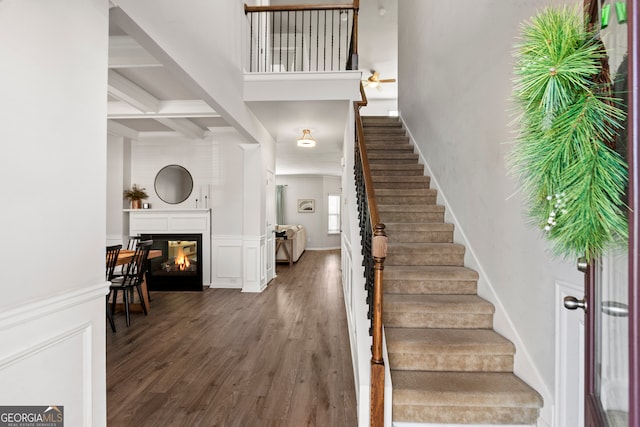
(0, 0, 108, 425)
(398, 0, 583, 423)
(275, 175, 342, 250)
(107, 135, 125, 244)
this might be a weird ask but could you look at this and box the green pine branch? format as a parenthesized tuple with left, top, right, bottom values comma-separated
(510, 5, 628, 261)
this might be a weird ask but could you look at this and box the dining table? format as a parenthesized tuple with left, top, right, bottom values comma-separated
(111, 249, 162, 313)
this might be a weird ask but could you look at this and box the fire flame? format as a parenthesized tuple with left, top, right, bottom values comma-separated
(174, 247, 191, 271)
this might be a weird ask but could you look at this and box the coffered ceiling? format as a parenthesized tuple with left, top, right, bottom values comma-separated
(107, 0, 397, 176)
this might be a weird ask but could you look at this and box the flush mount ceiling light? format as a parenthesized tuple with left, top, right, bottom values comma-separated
(297, 129, 316, 147)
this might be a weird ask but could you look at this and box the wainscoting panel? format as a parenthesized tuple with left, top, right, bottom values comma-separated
(0, 283, 108, 427)
(212, 236, 243, 289)
(242, 236, 265, 293)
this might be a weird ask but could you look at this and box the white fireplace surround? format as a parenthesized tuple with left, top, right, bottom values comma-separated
(126, 209, 211, 287)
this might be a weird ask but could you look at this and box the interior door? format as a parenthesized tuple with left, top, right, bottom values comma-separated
(564, 1, 638, 426)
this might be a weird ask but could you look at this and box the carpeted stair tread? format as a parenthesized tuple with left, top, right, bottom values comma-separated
(386, 243, 465, 266)
(392, 371, 543, 424)
(384, 294, 494, 314)
(379, 204, 444, 213)
(384, 265, 478, 295)
(385, 222, 453, 243)
(384, 265, 478, 281)
(386, 328, 515, 356)
(376, 189, 438, 205)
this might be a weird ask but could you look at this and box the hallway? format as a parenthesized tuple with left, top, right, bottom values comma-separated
(107, 249, 357, 426)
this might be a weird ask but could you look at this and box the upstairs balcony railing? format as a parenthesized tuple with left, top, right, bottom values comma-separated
(244, 2, 359, 73)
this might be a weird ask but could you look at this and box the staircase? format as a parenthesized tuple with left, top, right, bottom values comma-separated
(362, 116, 543, 425)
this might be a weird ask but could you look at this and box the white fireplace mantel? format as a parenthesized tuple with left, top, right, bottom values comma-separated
(126, 209, 211, 235)
(127, 208, 211, 286)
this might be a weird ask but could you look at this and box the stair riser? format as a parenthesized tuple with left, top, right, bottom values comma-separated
(368, 160, 420, 165)
(386, 253, 464, 266)
(369, 152, 417, 159)
(371, 169, 424, 176)
(384, 280, 477, 295)
(384, 312, 493, 329)
(366, 145, 414, 152)
(365, 137, 410, 144)
(362, 121, 401, 127)
(377, 195, 437, 205)
(386, 231, 453, 243)
(374, 182, 429, 189)
(388, 353, 514, 372)
(380, 212, 445, 222)
(364, 128, 406, 135)
(392, 405, 540, 425)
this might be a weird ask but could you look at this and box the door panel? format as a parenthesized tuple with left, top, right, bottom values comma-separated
(581, 1, 638, 426)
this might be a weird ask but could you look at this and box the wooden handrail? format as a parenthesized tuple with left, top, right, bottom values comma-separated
(245, 3, 356, 13)
(354, 82, 387, 427)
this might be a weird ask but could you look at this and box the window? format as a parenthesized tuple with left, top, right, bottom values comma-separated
(328, 194, 341, 234)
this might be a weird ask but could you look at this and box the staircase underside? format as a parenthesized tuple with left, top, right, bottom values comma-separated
(362, 116, 543, 425)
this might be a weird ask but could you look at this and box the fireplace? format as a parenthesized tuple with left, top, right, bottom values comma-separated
(141, 233, 203, 291)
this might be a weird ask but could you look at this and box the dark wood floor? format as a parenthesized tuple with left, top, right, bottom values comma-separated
(107, 249, 357, 427)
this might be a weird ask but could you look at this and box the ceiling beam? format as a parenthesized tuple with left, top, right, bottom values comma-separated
(109, 36, 162, 68)
(107, 120, 139, 139)
(155, 118, 205, 140)
(108, 100, 220, 119)
(108, 70, 160, 113)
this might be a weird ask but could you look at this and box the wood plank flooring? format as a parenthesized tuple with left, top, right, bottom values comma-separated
(107, 249, 357, 427)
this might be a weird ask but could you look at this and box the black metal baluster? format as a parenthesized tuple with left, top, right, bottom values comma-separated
(286, 11, 290, 72)
(331, 9, 335, 70)
(308, 10, 312, 71)
(249, 13, 254, 72)
(316, 11, 320, 72)
(295, 12, 299, 71)
(338, 10, 342, 70)
(278, 11, 282, 69)
(323, 10, 327, 71)
(270, 11, 274, 72)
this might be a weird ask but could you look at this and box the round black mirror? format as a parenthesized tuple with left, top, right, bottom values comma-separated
(154, 165, 193, 204)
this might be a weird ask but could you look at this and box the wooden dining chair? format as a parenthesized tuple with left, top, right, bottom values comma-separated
(105, 244, 122, 333)
(109, 240, 152, 327)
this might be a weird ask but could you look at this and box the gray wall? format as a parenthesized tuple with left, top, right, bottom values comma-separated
(398, 0, 583, 406)
(276, 175, 341, 250)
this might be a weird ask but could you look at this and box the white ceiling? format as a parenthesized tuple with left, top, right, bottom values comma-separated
(107, 0, 397, 176)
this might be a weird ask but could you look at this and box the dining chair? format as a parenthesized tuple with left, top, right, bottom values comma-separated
(105, 244, 122, 333)
(109, 240, 152, 327)
(111, 235, 142, 279)
(127, 235, 142, 250)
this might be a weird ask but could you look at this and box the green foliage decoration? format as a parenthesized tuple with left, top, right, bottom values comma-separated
(510, 5, 627, 261)
(123, 184, 149, 201)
